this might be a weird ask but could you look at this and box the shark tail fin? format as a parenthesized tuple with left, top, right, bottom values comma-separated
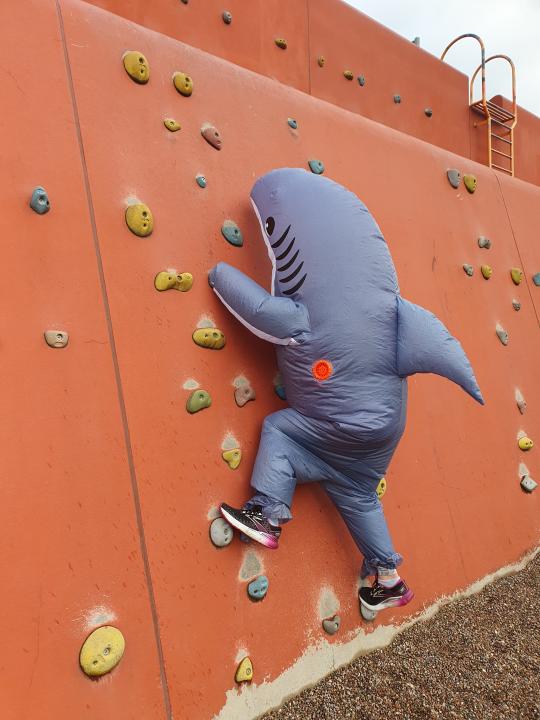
(396, 297, 484, 405)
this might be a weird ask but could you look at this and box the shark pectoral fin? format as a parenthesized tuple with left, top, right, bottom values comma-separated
(396, 297, 484, 405)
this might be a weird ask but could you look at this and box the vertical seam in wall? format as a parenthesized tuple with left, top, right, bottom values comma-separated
(306, 0, 312, 95)
(54, 2, 173, 716)
(494, 172, 540, 328)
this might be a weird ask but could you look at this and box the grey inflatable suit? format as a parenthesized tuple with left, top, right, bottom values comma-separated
(209, 168, 483, 578)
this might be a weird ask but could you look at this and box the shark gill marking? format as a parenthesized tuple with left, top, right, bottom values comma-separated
(277, 249, 300, 272)
(276, 236, 296, 261)
(282, 273, 307, 295)
(280, 261, 304, 284)
(271, 224, 291, 249)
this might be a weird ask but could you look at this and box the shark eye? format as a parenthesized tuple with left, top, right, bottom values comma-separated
(265, 217, 275, 236)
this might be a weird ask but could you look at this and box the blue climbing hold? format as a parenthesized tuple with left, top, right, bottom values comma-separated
(532, 273, 540, 287)
(308, 159, 324, 175)
(221, 220, 243, 247)
(274, 384, 286, 401)
(196, 174, 207, 188)
(247, 575, 269, 601)
(30, 186, 50, 214)
(287, 118, 298, 130)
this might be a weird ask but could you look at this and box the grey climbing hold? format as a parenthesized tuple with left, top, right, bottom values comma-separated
(196, 174, 207, 188)
(512, 299, 521, 311)
(463, 264, 474, 277)
(447, 169, 461, 188)
(412, 37, 421, 47)
(496, 325, 509, 346)
(222, 10, 232, 24)
(532, 273, 540, 286)
(44, 330, 68, 348)
(287, 118, 298, 130)
(393, 95, 401, 104)
(308, 159, 324, 175)
(247, 575, 269, 601)
(235, 383, 256, 407)
(221, 220, 243, 247)
(478, 236, 492, 249)
(357, 75, 366, 86)
(424, 108, 433, 117)
(322, 615, 341, 635)
(516, 389, 526, 414)
(210, 517, 233, 547)
(520, 475, 537, 493)
(30, 186, 50, 214)
(201, 123, 223, 150)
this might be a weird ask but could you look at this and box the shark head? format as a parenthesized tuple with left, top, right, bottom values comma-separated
(250, 168, 399, 303)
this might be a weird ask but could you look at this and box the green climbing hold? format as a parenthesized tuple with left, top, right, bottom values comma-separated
(463, 174, 477, 193)
(221, 220, 243, 247)
(196, 174, 207, 188)
(308, 159, 324, 175)
(186, 389, 212, 414)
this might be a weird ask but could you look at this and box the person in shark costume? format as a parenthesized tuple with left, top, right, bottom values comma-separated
(210, 168, 483, 614)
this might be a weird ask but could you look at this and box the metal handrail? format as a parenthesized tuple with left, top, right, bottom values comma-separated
(441, 34, 487, 115)
(470, 54, 517, 127)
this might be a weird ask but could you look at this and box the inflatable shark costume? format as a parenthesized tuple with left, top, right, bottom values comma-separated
(209, 168, 483, 578)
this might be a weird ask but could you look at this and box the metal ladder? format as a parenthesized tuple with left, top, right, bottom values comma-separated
(441, 34, 517, 177)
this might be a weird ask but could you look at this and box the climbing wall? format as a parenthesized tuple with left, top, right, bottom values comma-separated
(2, 1, 539, 719)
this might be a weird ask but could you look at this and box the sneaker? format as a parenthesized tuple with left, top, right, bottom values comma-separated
(220, 503, 281, 549)
(359, 578, 414, 612)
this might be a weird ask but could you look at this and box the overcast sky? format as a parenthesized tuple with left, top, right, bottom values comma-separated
(345, 0, 540, 117)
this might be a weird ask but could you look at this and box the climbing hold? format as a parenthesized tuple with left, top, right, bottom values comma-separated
(412, 36, 421, 46)
(376, 477, 387, 499)
(222, 10, 232, 24)
(44, 330, 68, 348)
(317, 56, 326, 67)
(154, 271, 193, 292)
(393, 95, 401, 104)
(287, 118, 298, 130)
(125, 203, 153, 237)
(275, 385, 286, 400)
(186, 390, 212, 414)
(235, 657, 253, 683)
(322, 615, 341, 635)
(201, 123, 223, 150)
(343, 70, 354, 81)
(79, 626, 125, 677)
(180, 0, 188, 4)
(29, 186, 50, 214)
(478, 236, 491, 249)
(221, 219, 243, 247)
(510, 268, 523, 285)
(172, 71, 193, 96)
(195, 174, 207, 188)
(274, 38, 287, 49)
(463, 174, 477, 193)
(357, 75, 366, 86)
(235, 383, 256, 407)
(446, 169, 461, 188)
(424, 108, 433, 117)
(516, 390, 526, 414)
(521, 475, 537, 493)
(209, 517, 233, 547)
(163, 118, 181, 132)
(192, 328, 226, 349)
(122, 51, 149, 84)
(308, 159, 324, 175)
(532, 273, 540, 286)
(462, 264, 474, 277)
(495, 325, 508, 346)
(480, 265, 492, 280)
(222, 448, 241, 470)
(247, 575, 269, 601)
(518, 437, 534, 451)
(512, 299, 521, 311)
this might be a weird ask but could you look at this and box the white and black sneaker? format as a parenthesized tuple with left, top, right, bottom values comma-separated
(359, 579, 414, 612)
(220, 503, 281, 549)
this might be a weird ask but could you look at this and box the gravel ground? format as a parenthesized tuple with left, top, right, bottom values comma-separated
(262, 551, 540, 720)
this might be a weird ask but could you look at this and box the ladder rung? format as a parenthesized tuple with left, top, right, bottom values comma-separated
(491, 163, 513, 173)
(492, 148, 512, 159)
(491, 117, 513, 128)
(491, 133, 512, 145)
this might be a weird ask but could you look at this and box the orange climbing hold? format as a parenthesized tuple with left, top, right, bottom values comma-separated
(312, 359, 333, 381)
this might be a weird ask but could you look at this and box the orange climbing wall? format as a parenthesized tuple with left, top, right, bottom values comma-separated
(3, 0, 539, 719)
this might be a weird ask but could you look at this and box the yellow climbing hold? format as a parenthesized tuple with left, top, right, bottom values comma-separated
(376, 477, 387, 499)
(192, 328, 226, 349)
(173, 71, 193, 96)
(125, 203, 153, 237)
(518, 437, 534, 451)
(122, 51, 149, 84)
(164, 118, 181, 132)
(481, 265, 492, 280)
(343, 70, 354, 80)
(235, 657, 253, 683)
(463, 174, 477, 193)
(510, 268, 523, 285)
(154, 271, 193, 292)
(79, 626, 125, 677)
(222, 448, 241, 470)
(275, 38, 288, 49)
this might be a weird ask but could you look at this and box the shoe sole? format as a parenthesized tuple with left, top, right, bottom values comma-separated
(220, 506, 279, 549)
(360, 588, 414, 612)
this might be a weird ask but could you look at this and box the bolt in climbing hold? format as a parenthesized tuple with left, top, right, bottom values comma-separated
(29, 186, 50, 214)
(518, 437, 534, 451)
(512, 299, 521, 311)
(221, 219, 243, 247)
(163, 118, 181, 132)
(122, 51, 150, 84)
(317, 56, 325, 67)
(463, 174, 477, 193)
(322, 615, 341, 635)
(393, 95, 401, 103)
(44, 330, 68, 348)
(195, 174, 207, 188)
(357, 75, 366, 86)
(495, 325, 508, 346)
(192, 328, 226, 349)
(222, 448, 241, 470)
(222, 10, 232, 24)
(154, 271, 193, 292)
(79, 626, 125, 677)
(274, 38, 287, 49)
(510, 268, 523, 285)
(343, 70, 354, 80)
(478, 236, 491, 249)
(532, 273, 540, 286)
(376, 477, 387, 499)
(247, 575, 269, 601)
(480, 265, 492, 280)
(172, 71, 193, 96)
(186, 389, 212, 413)
(235, 657, 253, 683)
(209, 517, 233, 547)
(463, 264, 474, 277)
(308, 159, 324, 175)
(287, 118, 298, 130)
(424, 108, 433, 117)
(125, 203, 153, 237)
(521, 475, 537, 493)
(201, 123, 223, 150)
(446, 169, 461, 188)
(235, 383, 256, 407)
